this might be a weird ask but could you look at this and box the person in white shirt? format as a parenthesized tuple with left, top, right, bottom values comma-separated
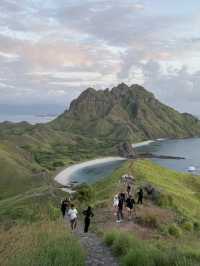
(67, 204, 78, 231)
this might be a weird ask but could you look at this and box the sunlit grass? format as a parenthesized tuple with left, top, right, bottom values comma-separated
(132, 159, 200, 220)
(0, 220, 85, 266)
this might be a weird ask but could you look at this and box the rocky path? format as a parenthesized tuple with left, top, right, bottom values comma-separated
(75, 226, 119, 266)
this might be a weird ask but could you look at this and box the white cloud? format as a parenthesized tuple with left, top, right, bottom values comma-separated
(0, 0, 200, 116)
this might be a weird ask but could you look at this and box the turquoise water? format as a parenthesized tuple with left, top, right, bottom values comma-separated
(135, 138, 200, 173)
(67, 138, 200, 184)
(70, 160, 125, 184)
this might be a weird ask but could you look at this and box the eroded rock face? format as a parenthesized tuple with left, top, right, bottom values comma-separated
(55, 82, 200, 142)
(118, 142, 136, 158)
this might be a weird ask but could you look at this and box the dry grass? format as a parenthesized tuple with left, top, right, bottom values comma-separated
(0, 220, 85, 266)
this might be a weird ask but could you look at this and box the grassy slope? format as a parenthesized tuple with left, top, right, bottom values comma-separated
(0, 221, 85, 266)
(132, 160, 200, 220)
(1, 159, 200, 265)
(90, 159, 200, 221)
(87, 160, 200, 265)
(0, 121, 118, 199)
(0, 185, 85, 266)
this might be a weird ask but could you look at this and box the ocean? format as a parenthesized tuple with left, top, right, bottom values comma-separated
(0, 114, 57, 124)
(69, 138, 200, 184)
(135, 138, 200, 173)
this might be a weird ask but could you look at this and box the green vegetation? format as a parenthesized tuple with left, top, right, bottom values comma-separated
(168, 223, 182, 238)
(1, 83, 200, 265)
(104, 230, 199, 266)
(1, 156, 200, 265)
(0, 221, 85, 266)
(1, 83, 200, 199)
(132, 160, 200, 220)
(0, 184, 85, 266)
(73, 159, 200, 265)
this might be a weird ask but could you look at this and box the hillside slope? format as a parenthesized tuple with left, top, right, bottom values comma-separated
(1, 83, 200, 198)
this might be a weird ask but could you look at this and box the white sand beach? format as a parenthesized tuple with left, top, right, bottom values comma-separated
(132, 138, 166, 149)
(132, 140, 155, 148)
(54, 157, 125, 186)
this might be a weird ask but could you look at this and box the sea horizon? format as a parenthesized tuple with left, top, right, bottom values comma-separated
(0, 113, 58, 124)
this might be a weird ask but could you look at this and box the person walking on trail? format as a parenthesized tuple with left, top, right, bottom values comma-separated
(116, 193, 124, 223)
(113, 194, 119, 216)
(61, 198, 70, 217)
(67, 204, 78, 231)
(126, 195, 136, 220)
(83, 206, 94, 233)
(137, 188, 143, 204)
(127, 183, 131, 196)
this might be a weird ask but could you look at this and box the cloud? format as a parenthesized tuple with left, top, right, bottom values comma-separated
(0, 0, 200, 116)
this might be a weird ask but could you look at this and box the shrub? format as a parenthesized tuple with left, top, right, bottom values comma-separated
(159, 225, 169, 236)
(104, 231, 119, 246)
(48, 204, 60, 221)
(138, 213, 159, 229)
(122, 248, 154, 266)
(168, 224, 182, 238)
(181, 222, 193, 232)
(156, 192, 173, 208)
(75, 183, 94, 203)
(193, 221, 200, 231)
(112, 233, 132, 256)
(122, 248, 197, 266)
(53, 160, 65, 167)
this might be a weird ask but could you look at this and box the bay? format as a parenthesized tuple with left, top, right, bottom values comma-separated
(135, 138, 200, 173)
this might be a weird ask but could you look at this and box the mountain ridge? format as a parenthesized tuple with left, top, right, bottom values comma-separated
(53, 83, 200, 142)
(1, 83, 200, 198)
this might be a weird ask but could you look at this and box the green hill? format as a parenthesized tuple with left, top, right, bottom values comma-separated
(1, 159, 200, 266)
(53, 83, 200, 142)
(1, 83, 200, 199)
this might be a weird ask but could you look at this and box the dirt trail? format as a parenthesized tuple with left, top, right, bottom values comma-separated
(75, 225, 118, 266)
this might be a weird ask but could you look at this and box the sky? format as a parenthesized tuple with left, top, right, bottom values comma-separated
(1, 0, 200, 116)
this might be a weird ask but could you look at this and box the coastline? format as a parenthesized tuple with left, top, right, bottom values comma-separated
(54, 156, 126, 187)
(132, 140, 155, 148)
(54, 139, 164, 188)
(132, 138, 166, 148)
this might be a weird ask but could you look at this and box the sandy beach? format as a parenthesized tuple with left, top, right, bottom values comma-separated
(132, 138, 166, 148)
(54, 156, 125, 186)
(132, 140, 155, 148)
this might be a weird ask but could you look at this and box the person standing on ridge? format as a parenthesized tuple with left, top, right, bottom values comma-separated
(61, 198, 70, 217)
(126, 195, 135, 220)
(137, 188, 143, 205)
(127, 183, 131, 196)
(67, 204, 78, 231)
(116, 193, 124, 222)
(83, 206, 94, 233)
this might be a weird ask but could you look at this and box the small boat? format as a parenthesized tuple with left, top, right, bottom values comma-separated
(188, 166, 196, 172)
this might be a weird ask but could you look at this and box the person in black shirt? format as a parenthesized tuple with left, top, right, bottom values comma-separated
(83, 206, 94, 233)
(60, 198, 70, 217)
(127, 184, 131, 195)
(117, 193, 125, 222)
(126, 195, 135, 219)
(137, 188, 143, 204)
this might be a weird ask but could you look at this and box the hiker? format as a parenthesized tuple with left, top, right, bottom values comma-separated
(61, 198, 70, 217)
(83, 206, 94, 233)
(126, 195, 135, 219)
(137, 188, 143, 204)
(113, 194, 119, 216)
(67, 204, 78, 231)
(116, 193, 124, 222)
(127, 183, 131, 195)
(119, 191, 126, 202)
